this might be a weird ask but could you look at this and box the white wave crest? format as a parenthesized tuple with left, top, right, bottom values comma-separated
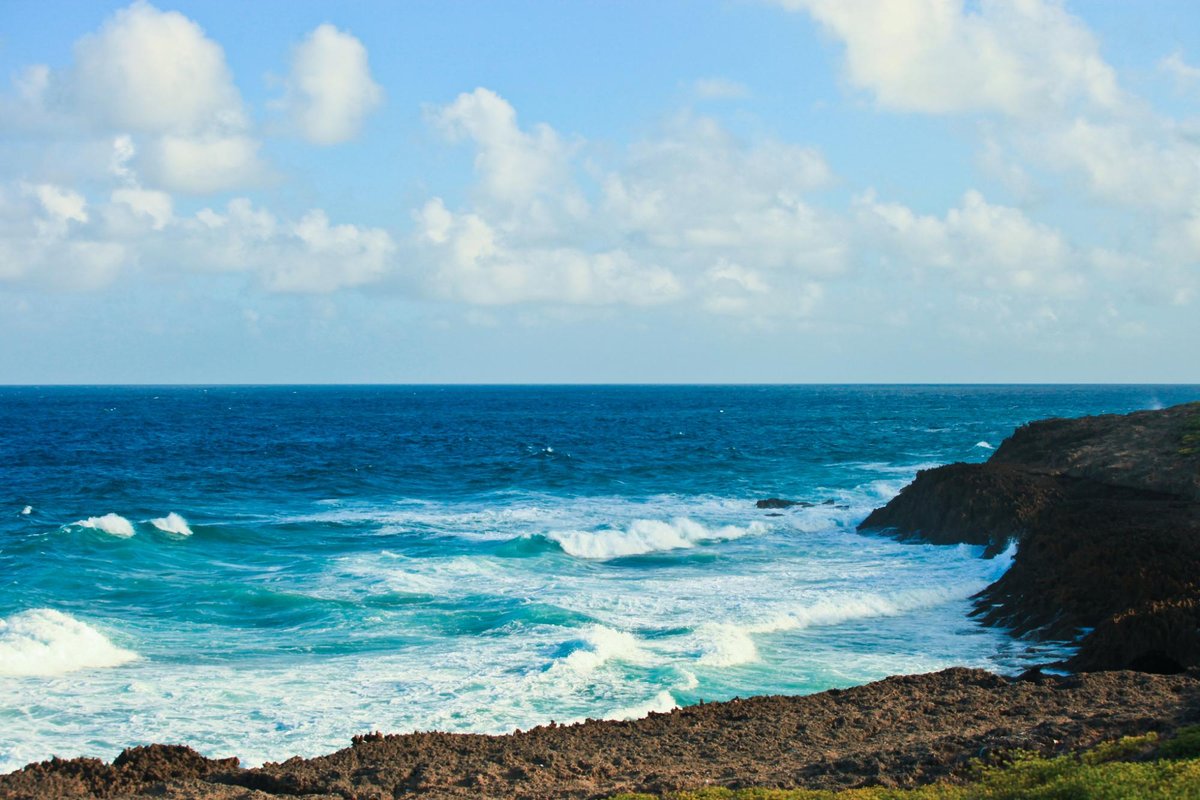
(696, 623, 759, 667)
(0, 609, 138, 676)
(545, 518, 767, 559)
(553, 625, 647, 675)
(974, 441, 995, 450)
(604, 689, 677, 721)
(74, 513, 135, 538)
(150, 512, 193, 536)
(694, 578, 1003, 668)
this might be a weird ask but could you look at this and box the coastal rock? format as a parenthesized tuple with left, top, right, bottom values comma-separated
(0, 745, 238, 799)
(860, 401, 1200, 672)
(756, 498, 813, 509)
(858, 462, 1065, 555)
(989, 402, 1200, 500)
(4, 669, 1198, 799)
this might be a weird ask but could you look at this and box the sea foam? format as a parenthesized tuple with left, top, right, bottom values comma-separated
(545, 518, 767, 559)
(0, 609, 137, 676)
(552, 624, 647, 675)
(150, 512, 193, 536)
(75, 513, 135, 537)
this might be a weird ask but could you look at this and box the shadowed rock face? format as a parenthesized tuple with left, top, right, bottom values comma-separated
(860, 401, 1200, 673)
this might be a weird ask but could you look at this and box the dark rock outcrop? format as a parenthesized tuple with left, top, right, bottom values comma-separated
(860, 401, 1200, 672)
(5, 669, 1199, 799)
(756, 498, 813, 509)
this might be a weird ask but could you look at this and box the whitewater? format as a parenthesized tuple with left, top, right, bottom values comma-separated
(1, 384, 1195, 772)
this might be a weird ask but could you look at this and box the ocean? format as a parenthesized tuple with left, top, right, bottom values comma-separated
(2, 384, 1197, 771)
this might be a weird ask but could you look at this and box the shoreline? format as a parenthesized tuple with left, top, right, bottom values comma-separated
(5, 401, 1199, 798)
(4, 667, 1199, 799)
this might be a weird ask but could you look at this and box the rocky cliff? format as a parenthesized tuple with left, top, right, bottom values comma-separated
(860, 401, 1200, 672)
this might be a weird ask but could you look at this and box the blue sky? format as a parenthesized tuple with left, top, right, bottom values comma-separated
(1, 0, 1198, 383)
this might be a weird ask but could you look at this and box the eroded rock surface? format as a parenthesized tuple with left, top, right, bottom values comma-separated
(860, 401, 1200, 672)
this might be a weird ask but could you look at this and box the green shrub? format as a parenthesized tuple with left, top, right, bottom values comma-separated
(1159, 725, 1200, 760)
(607, 731, 1200, 800)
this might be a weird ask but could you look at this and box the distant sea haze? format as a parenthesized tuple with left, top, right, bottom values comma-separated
(1, 385, 1197, 770)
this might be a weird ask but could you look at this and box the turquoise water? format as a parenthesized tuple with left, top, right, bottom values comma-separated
(1, 385, 1197, 771)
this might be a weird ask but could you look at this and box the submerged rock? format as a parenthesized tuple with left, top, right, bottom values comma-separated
(860, 401, 1200, 672)
(756, 498, 813, 509)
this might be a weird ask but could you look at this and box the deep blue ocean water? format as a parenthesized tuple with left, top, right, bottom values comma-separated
(2, 384, 1198, 771)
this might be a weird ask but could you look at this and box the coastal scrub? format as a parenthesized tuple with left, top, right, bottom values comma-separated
(609, 728, 1200, 799)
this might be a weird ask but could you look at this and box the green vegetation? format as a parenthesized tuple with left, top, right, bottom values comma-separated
(1179, 405, 1200, 456)
(609, 727, 1200, 800)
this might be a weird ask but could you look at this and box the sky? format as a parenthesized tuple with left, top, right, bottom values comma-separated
(0, 0, 1198, 383)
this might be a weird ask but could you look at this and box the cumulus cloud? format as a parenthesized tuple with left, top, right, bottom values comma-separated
(279, 24, 383, 145)
(68, 2, 246, 135)
(0, 172, 396, 294)
(780, 0, 1121, 117)
(856, 189, 1081, 296)
(603, 113, 843, 275)
(0, 183, 126, 289)
(7, 2, 265, 193)
(415, 89, 846, 312)
(139, 134, 264, 194)
(181, 200, 396, 292)
(415, 198, 680, 306)
(431, 87, 584, 219)
(778, 0, 1199, 319)
(1021, 117, 1200, 213)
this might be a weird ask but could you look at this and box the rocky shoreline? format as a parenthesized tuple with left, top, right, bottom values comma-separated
(4, 668, 1199, 799)
(860, 401, 1200, 672)
(5, 401, 1200, 799)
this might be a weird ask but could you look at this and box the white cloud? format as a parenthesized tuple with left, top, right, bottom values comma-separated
(177, 199, 396, 293)
(1160, 51, 1200, 86)
(432, 87, 584, 220)
(140, 134, 265, 194)
(416, 90, 846, 311)
(603, 114, 844, 276)
(856, 189, 1081, 295)
(780, 0, 1120, 117)
(0, 184, 126, 289)
(5, 2, 266, 194)
(1023, 117, 1200, 212)
(111, 188, 172, 230)
(415, 198, 680, 306)
(280, 24, 383, 145)
(69, 1, 246, 135)
(25, 183, 89, 227)
(0, 175, 396, 294)
(693, 78, 750, 100)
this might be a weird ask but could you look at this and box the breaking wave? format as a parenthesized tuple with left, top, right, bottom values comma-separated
(0, 609, 138, 676)
(541, 518, 767, 559)
(74, 513, 135, 538)
(150, 512, 193, 536)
